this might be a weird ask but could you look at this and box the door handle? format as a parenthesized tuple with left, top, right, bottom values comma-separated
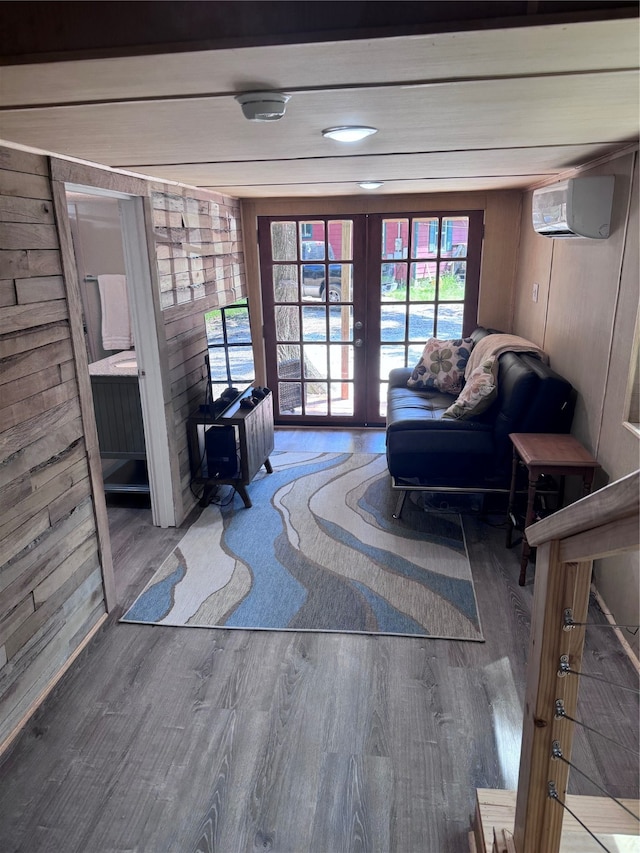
(355, 321, 363, 330)
(354, 339, 363, 347)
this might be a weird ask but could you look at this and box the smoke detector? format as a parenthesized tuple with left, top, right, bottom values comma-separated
(235, 91, 291, 122)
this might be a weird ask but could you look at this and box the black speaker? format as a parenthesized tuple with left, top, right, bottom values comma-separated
(204, 425, 237, 478)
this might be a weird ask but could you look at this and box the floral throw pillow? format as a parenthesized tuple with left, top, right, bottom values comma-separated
(407, 337, 474, 395)
(442, 356, 498, 420)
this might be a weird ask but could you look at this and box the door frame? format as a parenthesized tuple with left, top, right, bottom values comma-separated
(258, 209, 484, 427)
(59, 184, 175, 527)
(118, 197, 175, 528)
(258, 214, 371, 426)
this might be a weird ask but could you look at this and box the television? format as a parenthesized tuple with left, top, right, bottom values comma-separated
(204, 299, 256, 408)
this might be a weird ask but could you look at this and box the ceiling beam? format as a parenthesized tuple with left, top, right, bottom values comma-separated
(0, 0, 637, 65)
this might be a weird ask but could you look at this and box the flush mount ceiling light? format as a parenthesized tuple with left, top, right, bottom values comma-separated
(322, 126, 378, 142)
(359, 181, 384, 189)
(234, 91, 291, 122)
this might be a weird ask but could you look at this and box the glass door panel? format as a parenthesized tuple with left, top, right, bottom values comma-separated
(370, 211, 483, 421)
(260, 216, 365, 422)
(261, 210, 482, 425)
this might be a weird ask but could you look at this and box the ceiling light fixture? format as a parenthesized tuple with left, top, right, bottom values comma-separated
(235, 91, 290, 122)
(322, 126, 378, 142)
(359, 181, 384, 190)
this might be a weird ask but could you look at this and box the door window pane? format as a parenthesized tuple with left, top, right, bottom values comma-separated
(305, 384, 328, 415)
(408, 344, 424, 366)
(381, 218, 409, 260)
(440, 216, 469, 257)
(273, 265, 298, 301)
(303, 344, 328, 379)
(381, 262, 407, 301)
(440, 264, 466, 301)
(380, 345, 407, 378)
(379, 382, 388, 418)
(279, 382, 301, 414)
(301, 263, 325, 302)
(300, 221, 326, 256)
(381, 304, 407, 342)
(329, 345, 354, 380)
(277, 344, 301, 377)
(436, 304, 464, 339)
(302, 306, 326, 341)
(329, 306, 353, 341)
(271, 222, 297, 261)
(410, 262, 436, 301)
(275, 305, 300, 341)
(330, 382, 354, 416)
(408, 305, 435, 341)
(329, 264, 352, 303)
(329, 220, 353, 260)
(412, 218, 438, 258)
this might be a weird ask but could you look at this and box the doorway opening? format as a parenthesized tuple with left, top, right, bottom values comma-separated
(64, 184, 174, 530)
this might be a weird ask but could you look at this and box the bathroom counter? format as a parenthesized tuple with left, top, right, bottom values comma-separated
(88, 350, 138, 377)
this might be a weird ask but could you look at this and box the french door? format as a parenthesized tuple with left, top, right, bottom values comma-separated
(258, 211, 483, 426)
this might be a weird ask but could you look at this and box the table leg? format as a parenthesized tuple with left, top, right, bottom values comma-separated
(264, 457, 273, 474)
(236, 483, 252, 509)
(506, 447, 519, 549)
(519, 472, 538, 586)
(199, 482, 219, 508)
(582, 469, 595, 496)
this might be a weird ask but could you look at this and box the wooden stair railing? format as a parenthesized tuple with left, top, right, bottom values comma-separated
(513, 468, 640, 853)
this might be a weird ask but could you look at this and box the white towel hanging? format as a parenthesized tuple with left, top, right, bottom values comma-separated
(97, 274, 133, 350)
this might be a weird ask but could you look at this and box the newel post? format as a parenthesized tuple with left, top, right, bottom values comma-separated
(513, 539, 592, 852)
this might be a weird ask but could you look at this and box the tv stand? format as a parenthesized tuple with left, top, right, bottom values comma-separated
(187, 388, 274, 508)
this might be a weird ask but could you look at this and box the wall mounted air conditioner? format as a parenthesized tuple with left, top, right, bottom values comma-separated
(532, 176, 615, 239)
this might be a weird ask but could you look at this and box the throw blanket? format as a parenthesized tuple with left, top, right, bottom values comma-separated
(465, 333, 547, 377)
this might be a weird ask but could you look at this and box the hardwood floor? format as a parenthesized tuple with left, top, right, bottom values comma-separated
(0, 429, 637, 853)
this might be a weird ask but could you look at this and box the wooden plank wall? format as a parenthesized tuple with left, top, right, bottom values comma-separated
(147, 186, 246, 524)
(0, 147, 107, 747)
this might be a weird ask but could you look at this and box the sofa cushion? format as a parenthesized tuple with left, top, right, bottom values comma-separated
(407, 337, 474, 395)
(442, 356, 498, 420)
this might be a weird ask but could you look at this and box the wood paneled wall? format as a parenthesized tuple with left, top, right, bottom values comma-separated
(0, 147, 107, 748)
(148, 186, 245, 523)
(512, 150, 639, 654)
(0, 145, 247, 749)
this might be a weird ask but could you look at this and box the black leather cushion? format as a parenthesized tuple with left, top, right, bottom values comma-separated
(517, 354, 575, 433)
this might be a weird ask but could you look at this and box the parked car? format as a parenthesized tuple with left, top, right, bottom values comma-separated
(300, 241, 341, 302)
(301, 242, 399, 301)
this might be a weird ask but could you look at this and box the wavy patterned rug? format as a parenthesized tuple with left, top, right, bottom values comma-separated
(121, 452, 483, 640)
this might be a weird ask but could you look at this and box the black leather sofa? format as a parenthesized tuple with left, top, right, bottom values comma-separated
(386, 327, 575, 503)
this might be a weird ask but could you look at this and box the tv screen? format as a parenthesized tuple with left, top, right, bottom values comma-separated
(204, 299, 255, 401)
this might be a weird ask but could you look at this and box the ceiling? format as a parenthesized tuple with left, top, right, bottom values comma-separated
(0, 3, 638, 198)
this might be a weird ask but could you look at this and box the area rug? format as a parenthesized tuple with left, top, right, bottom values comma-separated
(121, 452, 483, 641)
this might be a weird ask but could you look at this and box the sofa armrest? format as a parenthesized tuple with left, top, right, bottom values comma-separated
(388, 367, 413, 389)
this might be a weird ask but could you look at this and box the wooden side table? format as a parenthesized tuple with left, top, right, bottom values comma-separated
(506, 433, 600, 586)
(187, 389, 274, 509)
